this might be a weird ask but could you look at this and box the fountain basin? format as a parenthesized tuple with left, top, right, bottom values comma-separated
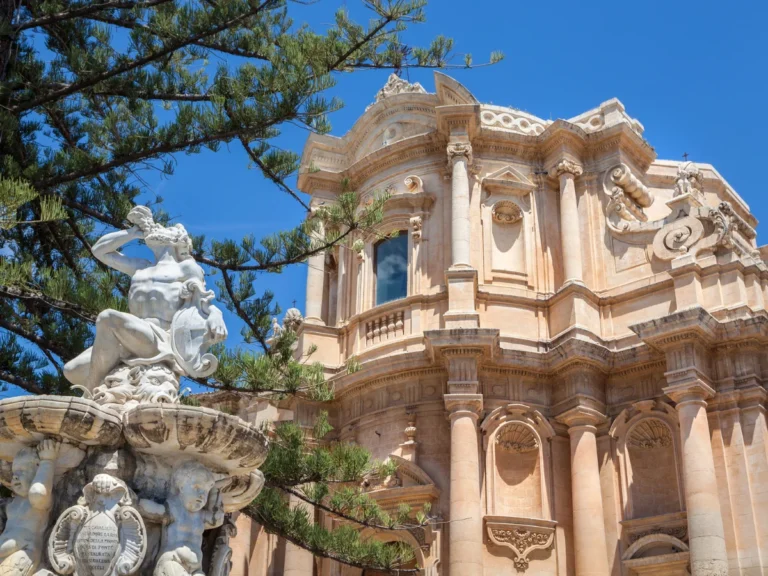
(123, 404, 269, 476)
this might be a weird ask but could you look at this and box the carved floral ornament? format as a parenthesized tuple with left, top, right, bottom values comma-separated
(485, 517, 556, 572)
(491, 201, 523, 225)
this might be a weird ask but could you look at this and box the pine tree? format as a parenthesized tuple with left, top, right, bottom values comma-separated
(0, 0, 501, 570)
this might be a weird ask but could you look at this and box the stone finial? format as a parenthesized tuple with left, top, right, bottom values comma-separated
(550, 159, 583, 179)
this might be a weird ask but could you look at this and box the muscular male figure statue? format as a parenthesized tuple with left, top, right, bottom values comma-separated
(63, 206, 227, 392)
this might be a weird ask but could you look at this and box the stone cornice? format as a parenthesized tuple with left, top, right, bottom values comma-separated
(630, 307, 719, 351)
(555, 405, 608, 428)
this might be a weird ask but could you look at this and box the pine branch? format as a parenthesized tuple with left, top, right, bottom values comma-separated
(0, 316, 71, 361)
(242, 505, 419, 575)
(15, 0, 175, 31)
(0, 285, 97, 323)
(277, 485, 428, 532)
(12, 0, 278, 113)
(0, 369, 45, 395)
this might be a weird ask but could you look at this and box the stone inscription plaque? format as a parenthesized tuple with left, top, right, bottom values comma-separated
(74, 513, 119, 576)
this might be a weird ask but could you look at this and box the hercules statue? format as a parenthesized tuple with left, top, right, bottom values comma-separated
(64, 206, 228, 396)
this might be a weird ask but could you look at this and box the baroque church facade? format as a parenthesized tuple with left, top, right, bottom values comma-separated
(216, 73, 768, 576)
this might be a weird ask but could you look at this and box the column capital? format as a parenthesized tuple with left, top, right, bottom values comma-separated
(444, 393, 483, 420)
(447, 141, 473, 165)
(555, 405, 607, 430)
(664, 380, 716, 407)
(549, 158, 583, 179)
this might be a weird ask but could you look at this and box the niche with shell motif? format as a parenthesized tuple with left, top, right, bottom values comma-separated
(610, 401, 684, 520)
(482, 405, 555, 520)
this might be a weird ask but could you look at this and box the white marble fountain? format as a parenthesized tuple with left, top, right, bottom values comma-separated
(0, 207, 268, 576)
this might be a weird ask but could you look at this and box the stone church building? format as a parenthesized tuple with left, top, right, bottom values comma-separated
(215, 73, 768, 576)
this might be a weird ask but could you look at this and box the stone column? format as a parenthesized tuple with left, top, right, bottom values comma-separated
(444, 393, 483, 576)
(665, 382, 729, 576)
(556, 406, 611, 576)
(550, 159, 584, 284)
(305, 218, 325, 324)
(443, 346, 484, 576)
(283, 495, 315, 576)
(447, 142, 472, 269)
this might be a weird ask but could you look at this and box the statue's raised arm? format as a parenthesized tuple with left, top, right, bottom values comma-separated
(63, 207, 227, 405)
(91, 206, 155, 275)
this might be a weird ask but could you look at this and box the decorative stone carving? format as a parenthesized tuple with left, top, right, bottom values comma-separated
(93, 365, 180, 409)
(139, 461, 225, 576)
(629, 525, 688, 544)
(479, 109, 547, 136)
(494, 423, 538, 453)
(446, 142, 473, 165)
(604, 164, 654, 234)
(404, 175, 424, 194)
(550, 159, 583, 179)
(48, 474, 147, 576)
(651, 200, 754, 261)
(410, 216, 423, 242)
(282, 308, 304, 332)
(673, 161, 704, 201)
(63, 206, 227, 404)
(0, 440, 59, 576)
(628, 419, 673, 449)
(491, 201, 523, 225)
(373, 74, 427, 104)
(485, 517, 556, 572)
(207, 515, 237, 576)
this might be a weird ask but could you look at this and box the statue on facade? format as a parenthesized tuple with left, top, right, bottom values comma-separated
(138, 461, 224, 576)
(63, 206, 227, 400)
(48, 474, 147, 576)
(0, 439, 60, 576)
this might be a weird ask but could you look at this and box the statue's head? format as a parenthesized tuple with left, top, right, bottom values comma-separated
(11, 447, 39, 497)
(145, 222, 193, 261)
(172, 460, 214, 512)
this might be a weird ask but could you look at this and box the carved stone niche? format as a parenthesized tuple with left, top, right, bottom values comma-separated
(609, 400, 684, 521)
(480, 404, 557, 571)
(485, 516, 557, 572)
(480, 165, 535, 287)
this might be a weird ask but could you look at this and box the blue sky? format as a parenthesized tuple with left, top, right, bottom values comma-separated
(138, 0, 768, 354)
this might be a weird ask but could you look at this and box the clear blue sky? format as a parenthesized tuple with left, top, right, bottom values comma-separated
(140, 0, 768, 353)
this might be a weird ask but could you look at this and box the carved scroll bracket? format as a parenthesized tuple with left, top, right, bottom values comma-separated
(485, 516, 556, 571)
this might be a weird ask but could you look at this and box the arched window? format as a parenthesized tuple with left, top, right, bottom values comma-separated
(374, 233, 408, 305)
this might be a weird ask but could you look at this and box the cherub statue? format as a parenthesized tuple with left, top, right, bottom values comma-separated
(48, 473, 146, 576)
(138, 461, 224, 576)
(64, 206, 228, 394)
(0, 439, 59, 576)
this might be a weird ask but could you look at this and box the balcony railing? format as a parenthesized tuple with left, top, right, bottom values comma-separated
(364, 309, 405, 346)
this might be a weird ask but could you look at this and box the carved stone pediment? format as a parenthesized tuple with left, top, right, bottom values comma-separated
(485, 516, 556, 571)
(483, 165, 536, 197)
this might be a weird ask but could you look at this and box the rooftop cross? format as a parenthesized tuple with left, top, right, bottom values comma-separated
(683, 152, 690, 161)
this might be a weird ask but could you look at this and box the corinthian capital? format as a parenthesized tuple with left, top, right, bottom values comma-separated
(447, 142, 473, 165)
(550, 159, 583, 179)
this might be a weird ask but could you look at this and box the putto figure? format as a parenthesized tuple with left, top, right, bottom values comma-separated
(63, 206, 227, 395)
(0, 439, 59, 576)
(139, 461, 224, 576)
